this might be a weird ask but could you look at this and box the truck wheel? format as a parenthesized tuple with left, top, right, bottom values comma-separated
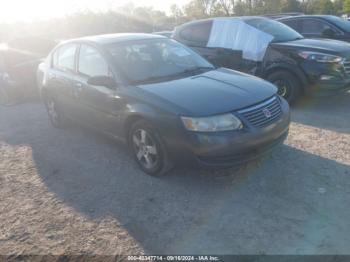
(267, 71, 302, 104)
(128, 119, 173, 176)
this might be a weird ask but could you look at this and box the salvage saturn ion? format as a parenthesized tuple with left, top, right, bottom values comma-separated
(37, 33, 290, 176)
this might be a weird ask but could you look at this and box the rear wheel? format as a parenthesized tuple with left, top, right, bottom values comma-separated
(129, 120, 172, 176)
(44, 96, 68, 128)
(267, 70, 302, 104)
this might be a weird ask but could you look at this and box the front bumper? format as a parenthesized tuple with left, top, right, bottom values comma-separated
(195, 129, 288, 167)
(312, 76, 350, 95)
(168, 97, 290, 168)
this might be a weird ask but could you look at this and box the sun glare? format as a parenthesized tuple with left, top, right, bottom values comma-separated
(0, 0, 189, 22)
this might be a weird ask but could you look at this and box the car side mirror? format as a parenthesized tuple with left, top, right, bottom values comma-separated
(87, 76, 116, 89)
(322, 28, 336, 38)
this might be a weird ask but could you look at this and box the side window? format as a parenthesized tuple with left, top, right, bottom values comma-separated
(283, 19, 300, 32)
(78, 45, 109, 77)
(300, 19, 334, 35)
(179, 21, 212, 46)
(53, 44, 77, 72)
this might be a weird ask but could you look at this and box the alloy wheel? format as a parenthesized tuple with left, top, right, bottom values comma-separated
(46, 99, 59, 126)
(274, 79, 290, 98)
(132, 129, 159, 170)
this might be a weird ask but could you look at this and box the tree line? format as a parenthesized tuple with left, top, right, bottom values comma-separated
(1, 0, 350, 42)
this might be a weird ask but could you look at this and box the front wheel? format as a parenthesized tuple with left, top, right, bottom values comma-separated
(267, 70, 302, 104)
(129, 120, 173, 176)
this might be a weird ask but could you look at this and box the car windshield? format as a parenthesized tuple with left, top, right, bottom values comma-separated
(325, 16, 350, 33)
(245, 18, 303, 42)
(106, 38, 214, 84)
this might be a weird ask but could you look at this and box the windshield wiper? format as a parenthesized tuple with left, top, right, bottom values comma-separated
(131, 67, 215, 85)
(131, 75, 168, 85)
(174, 66, 215, 77)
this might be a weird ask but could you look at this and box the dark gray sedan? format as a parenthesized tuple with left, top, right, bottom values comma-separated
(37, 33, 290, 176)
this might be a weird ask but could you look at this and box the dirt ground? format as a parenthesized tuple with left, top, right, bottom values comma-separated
(0, 92, 349, 255)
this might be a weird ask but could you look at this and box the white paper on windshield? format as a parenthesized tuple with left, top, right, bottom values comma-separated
(207, 18, 274, 62)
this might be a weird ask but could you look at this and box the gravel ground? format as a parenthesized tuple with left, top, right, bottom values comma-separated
(0, 92, 349, 255)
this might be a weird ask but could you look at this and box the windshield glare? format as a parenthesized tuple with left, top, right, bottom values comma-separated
(107, 39, 214, 84)
(245, 18, 303, 42)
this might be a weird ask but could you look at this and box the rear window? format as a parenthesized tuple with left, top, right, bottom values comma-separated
(52, 44, 77, 72)
(179, 21, 212, 46)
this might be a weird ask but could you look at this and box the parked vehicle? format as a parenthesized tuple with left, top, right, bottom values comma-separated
(37, 33, 290, 176)
(0, 36, 56, 105)
(278, 15, 350, 42)
(173, 17, 350, 103)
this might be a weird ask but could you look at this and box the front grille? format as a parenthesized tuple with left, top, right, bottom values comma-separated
(238, 96, 282, 128)
(343, 58, 350, 75)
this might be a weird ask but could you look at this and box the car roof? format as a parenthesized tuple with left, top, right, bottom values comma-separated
(278, 15, 336, 21)
(175, 16, 271, 30)
(177, 16, 270, 27)
(62, 33, 166, 46)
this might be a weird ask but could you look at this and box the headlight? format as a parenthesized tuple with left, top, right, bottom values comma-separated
(298, 51, 342, 63)
(181, 113, 242, 132)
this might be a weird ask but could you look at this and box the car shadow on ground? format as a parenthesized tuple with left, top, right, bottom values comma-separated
(292, 90, 350, 134)
(0, 103, 350, 254)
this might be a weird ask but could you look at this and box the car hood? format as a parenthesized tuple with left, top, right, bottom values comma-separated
(137, 68, 277, 116)
(272, 38, 350, 55)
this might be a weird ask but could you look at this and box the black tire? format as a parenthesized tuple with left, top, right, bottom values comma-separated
(43, 95, 68, 128)
(267, 70, 302, 104)
(128, 119, 173, 176)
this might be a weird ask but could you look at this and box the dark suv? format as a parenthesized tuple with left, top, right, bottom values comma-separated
(278, 15, 350, 42)
(173, 17, 350, 103)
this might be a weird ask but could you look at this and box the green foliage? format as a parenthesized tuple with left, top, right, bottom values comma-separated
(320, 0, 335, 14)
(281, 0, 301, 12)
(344, 0, 350, 13)
(305, 0, 335, 14)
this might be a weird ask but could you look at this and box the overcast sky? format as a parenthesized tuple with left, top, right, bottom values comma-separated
(0, 0, 190, 22)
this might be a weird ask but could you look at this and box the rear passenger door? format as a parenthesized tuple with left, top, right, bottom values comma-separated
(47, 43, 79, 117)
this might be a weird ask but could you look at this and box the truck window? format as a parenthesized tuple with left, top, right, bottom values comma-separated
(283, 19, 300, 31)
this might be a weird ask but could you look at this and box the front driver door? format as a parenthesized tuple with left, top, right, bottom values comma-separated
(73, 44, 124, 137)
(300, 18, 341, 39)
